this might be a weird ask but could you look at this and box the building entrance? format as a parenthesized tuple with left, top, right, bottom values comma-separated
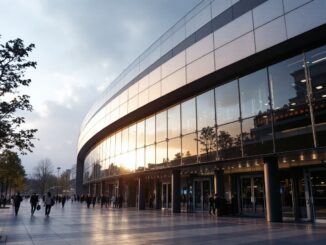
(240, 175, 265, 217)
(310, 169, 326, 222)
(193, 179, 211, 212)
(162, 183, 171, 209)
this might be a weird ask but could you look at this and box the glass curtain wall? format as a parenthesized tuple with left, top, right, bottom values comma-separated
(83, 45, 326, 184)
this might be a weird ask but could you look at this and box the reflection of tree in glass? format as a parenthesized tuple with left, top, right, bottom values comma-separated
(196, 126, 217, 157)
(217, 131, 232, 149)
(174, 152, 183, 159)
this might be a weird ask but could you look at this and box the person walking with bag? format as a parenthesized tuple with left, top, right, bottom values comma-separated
(45, 192, 54, 216)
(30, 193, 39, 215)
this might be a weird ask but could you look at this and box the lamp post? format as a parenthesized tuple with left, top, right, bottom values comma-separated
(57, 167, 61, 198)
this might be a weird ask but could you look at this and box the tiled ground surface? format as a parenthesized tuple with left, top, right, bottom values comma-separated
(0, 200, 325, 245)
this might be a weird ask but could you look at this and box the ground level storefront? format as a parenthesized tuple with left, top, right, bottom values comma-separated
(86, 151, 326, 223)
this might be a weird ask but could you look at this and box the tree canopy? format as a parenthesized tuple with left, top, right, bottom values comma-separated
(0, 36, 37, 154)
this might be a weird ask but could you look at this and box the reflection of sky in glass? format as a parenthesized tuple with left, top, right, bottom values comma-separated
(168, 137, 181, 161)
(215, 80, 239, 125)
(269, 55, 304, 109)
(181, 98, 196, 135)
(168, 105, 181, 138)
(240, 69, 269, 118)
(182, 133, 197, 156)
(146, 116, 155, 145)
(197, 90, 215, 129)
(156, 141, 167, 163)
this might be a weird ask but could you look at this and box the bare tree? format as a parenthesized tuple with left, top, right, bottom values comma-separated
(32, 158, 55, 195)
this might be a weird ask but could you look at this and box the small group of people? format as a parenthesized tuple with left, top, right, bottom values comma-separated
(85, 194, 123, 209)
(12, 192, 56, 217)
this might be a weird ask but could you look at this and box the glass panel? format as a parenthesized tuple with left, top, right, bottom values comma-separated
(182, 133, 198, 165)
(128, 95, 138, 113)
(181, 98, 196, 135)
(280, 171, 294, 218)
(146, 144, 156, 169)
(115, 131, 121, 155)
(110, 135, 115, 157)
(197, 90, 216, 130)
(121, 128, 128, 153)
(186, 35, 214, 64)
(269, 55, 314, 151)
(161, 51, 185, 78)
(239, 69, 269, 119)
(148, 82, 161, 102)
(168, 105, 181, 139)
(149, 66, 161, 86)
(197, 126, 217, 162)
(217, 121, 241, 159)
(138, 89, 149, 108)
(156, 110, 167, 142)
(121, 150, 135, 174)
(136, 147, 145, 171)
(156, 141, 167, 165)
(145, 116, 155, 145)
(161, 68, 186, 95)
(187, 52, 215, 83)
(306, 45, 326, 147)
(128, 124, 136, 151)
(168, 137, 181, 166)
(137, 120, 145, 148)
(128, 82, 138, 99)
(215, 80, 239, 125)
(242, 116, 273, 156)
(311, 170, 326, 220)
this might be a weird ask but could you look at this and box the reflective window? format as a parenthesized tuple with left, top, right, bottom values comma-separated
(128, 95, 138, 113)
(197, 90, 216, 130)
(115, 131, 121, 155)
(197, 126, 217, 162)
(145, 116, 155, 145)
(168, 137, 181, 166)
(110, 135, 115, 157)
(269, 55, 306, 109)
(121, 150, 135, 173)
(168, 105, 181, 139)
(136, 147, 145, 170)
(128, 124, 137, 151)
(242, 116, 273, 156)
(121, 128, 128, 153)
(148, 82, 161, 102)
(156, 111, 167, 142)
(137, 120, 145, 148)
(138, 89, 149, 108)
(182, 133, 198, 165)
(217, 121, 241, 159)
(146, 145, 156, 168)
(306, 45, 326, 147)
(239, 69, 269, 118)
(181, 98, 196, 135)
(128, 82, 138, 99)
(269, 55, 314, 151)
(216, 80, 239, 125)
(156, 141, 167, 164)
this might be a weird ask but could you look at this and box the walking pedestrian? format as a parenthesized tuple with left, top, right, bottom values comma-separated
(209, 194, 215, 215)
(13, 192, 23, 216)
(45, 192, 54, 216)
(62, 196, 66, 208)
(30, 193, 39, 215)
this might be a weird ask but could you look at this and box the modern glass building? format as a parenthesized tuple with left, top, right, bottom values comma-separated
(77, 0, 326, 222)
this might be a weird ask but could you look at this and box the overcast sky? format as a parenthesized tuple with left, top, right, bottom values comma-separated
(0, 0, 201, 176)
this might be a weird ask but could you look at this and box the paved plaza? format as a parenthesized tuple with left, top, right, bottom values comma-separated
(0, 200, 325, 245)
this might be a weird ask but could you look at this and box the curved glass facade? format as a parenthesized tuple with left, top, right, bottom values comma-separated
(78, 0, 326, 223)
(83, 45, 326, 183)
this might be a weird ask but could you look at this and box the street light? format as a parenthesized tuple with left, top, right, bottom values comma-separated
(57, 167, 61, 198)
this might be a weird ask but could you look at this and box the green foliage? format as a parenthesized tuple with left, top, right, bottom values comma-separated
(0, 36, 37, 154)
(0, 150, 26, 192)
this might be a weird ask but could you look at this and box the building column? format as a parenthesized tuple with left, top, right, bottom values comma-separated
(172, 169, 181, 213)
(263, 156, 282, 222)
(214, 169, 224, 197)
(138, 175, 146, 210)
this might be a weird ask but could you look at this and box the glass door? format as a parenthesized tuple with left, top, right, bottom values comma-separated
(193, 179, 211, 212)
(310, 170, 326, 222)
(240, 175, 265, 217)
(162, 183, 171, 209)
